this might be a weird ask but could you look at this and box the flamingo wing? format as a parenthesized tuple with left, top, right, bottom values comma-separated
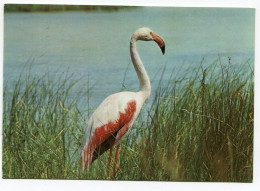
(82, 92, 138, 168)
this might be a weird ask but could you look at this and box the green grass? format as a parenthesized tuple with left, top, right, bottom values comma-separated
(2, 57, 253, 181)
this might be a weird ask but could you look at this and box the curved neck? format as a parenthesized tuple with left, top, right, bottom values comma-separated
(130, 35, 151, 100)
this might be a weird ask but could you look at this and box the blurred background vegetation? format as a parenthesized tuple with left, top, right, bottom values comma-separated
(4, 4, 138, 12)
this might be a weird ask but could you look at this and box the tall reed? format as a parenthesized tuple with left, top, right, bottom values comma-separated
(2, 57, 253, 181)
(117, 57, 254, 182)
(2, 71, 89, 179)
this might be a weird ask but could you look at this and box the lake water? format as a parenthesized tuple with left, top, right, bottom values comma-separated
(4, 7, 255, 108)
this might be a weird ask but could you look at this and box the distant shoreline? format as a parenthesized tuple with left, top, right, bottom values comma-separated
(4, 4, 138, 13)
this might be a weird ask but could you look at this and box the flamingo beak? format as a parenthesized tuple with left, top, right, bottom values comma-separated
(151, 33, 165, 55)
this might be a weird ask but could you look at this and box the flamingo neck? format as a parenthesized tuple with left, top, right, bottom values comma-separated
(130, 35, 151, 100)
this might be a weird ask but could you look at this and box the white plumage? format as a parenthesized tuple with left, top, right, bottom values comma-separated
(81, 27, 165, 178)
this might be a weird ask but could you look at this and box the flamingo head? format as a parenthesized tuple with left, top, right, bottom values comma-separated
(134, 27, 165, 54)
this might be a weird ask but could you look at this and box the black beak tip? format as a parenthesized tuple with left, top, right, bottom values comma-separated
(161, 45, 165, 55)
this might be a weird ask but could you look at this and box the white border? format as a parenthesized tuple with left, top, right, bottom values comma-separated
(0, 1, 259, 191)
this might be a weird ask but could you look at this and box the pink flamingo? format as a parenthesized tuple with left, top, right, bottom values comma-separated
(82, 27, 165, 178)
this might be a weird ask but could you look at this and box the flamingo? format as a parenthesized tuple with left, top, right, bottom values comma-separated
(82, 27, 165, 178)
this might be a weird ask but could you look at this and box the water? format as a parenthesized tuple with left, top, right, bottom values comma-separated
(4, 7, 255, 108)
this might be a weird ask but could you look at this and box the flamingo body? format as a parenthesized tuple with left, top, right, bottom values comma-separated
(82, 27, 165, 177)
(82, 92, 144, 166)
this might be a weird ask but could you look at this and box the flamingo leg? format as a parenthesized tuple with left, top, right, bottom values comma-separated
(113, 144, 120, 178)
(82, 142, 95, 171)
(107, 146, 113, 179)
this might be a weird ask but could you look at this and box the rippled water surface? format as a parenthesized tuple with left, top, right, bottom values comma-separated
(4, 7, 255, 107)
